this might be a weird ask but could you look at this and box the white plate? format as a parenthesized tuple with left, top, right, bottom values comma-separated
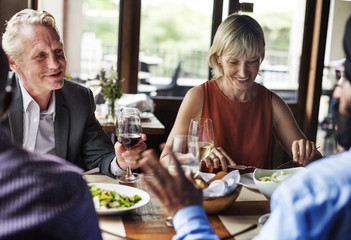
(239, 173, 258, 190)
(89, 183, 150, 215)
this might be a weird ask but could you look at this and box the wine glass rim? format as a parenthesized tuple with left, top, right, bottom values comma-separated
(191, 118, 213, 122)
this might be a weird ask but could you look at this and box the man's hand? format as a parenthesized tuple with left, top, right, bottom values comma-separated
(114, 133, 147, 170)
(140, 149, 203, 217)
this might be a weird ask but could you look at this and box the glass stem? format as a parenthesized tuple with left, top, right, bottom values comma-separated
(125, 150, 134, 180)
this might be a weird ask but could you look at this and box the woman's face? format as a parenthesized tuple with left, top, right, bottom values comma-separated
(217, 54, 260, 91)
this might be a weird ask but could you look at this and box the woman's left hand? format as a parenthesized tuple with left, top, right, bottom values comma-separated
(292, 139, 318, 166)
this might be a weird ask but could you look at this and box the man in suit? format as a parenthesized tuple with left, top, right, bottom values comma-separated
(0, 43, 102, 239)
(1, 9, 146, 177)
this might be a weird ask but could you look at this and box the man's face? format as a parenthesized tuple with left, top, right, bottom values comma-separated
(9, 24, 66, 97)
(333, 77, 351, 149)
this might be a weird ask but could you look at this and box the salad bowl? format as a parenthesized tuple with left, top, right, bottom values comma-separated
(253, 167, 305, 200)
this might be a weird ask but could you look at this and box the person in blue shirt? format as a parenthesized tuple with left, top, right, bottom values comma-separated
(253, 17, 351, 240)
(140, 16, 351, 240)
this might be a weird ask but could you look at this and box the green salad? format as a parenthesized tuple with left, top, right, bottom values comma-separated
(259, 171, 292, 183)
(89, 184, 142, 210)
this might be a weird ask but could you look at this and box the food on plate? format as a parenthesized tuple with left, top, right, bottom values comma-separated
(89, 184, 142, 210)
(207, 171, 228, 185)
(258, 170, 292, 183)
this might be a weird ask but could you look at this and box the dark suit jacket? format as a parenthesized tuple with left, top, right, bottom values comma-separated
(1, 75, 115, 177)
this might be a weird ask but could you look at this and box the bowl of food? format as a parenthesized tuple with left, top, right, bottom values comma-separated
(197, 171, 242, 214)
(253, 167, 305, 200)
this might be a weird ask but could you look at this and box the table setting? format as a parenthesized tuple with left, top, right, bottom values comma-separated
(82, 115, 305, 239)
(84, 171, 270, 240)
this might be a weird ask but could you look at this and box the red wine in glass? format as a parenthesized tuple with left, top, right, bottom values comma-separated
(118, 133, 141, 148)
(116, 107, 142, 183)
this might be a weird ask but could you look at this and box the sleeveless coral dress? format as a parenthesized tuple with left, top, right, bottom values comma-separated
(201, 80, 273, 170)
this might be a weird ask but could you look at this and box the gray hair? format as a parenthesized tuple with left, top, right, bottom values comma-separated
(2, 9, 60, 62)
(208, 14, 265, 79)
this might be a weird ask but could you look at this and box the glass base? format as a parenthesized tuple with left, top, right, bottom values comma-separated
(117, 172, 139, 183)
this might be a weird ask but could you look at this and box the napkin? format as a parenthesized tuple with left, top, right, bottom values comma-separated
(200, 170, 240, 197)
(117, 93, 154, 112)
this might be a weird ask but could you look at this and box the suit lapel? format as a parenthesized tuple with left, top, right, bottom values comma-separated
(54, 90, 69, 159)
(8, 76, 23, 144)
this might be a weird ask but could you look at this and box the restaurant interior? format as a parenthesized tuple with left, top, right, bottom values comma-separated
(1, 0, 350, 164)
(1, 0, 351, 239)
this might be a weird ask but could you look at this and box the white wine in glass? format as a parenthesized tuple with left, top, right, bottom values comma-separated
(116, 107, 142, 183)
(188, 118, 214, 160)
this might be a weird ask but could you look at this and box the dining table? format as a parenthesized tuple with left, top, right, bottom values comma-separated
(84, 173, 270, 240)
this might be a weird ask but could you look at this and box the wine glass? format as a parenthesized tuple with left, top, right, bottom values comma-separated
(188, 118, 214, 171)
(166, 135, 200, 226)
(169, 135, 200, 178)
(116, 107, 142, 183)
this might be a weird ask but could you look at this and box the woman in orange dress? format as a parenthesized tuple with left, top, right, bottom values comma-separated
(160, 13, 322, 171)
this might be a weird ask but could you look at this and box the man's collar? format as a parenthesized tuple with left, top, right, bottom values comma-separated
(18, 77, 56, 115)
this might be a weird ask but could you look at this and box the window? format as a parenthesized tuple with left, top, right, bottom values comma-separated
(138, 0, 213, 97)
(243, 0, 306, 103)
(81, 0, 119, 79)
(38, 0, 119, 83)
(137, 0, 306, 102)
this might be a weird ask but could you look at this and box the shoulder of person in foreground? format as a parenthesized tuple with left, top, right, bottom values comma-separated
(253, 150, 351, 240)
(0, 144, 101, 240)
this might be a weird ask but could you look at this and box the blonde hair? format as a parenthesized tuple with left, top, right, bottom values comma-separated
(208, 14, 265, 79)
(2, 9, 60, 62)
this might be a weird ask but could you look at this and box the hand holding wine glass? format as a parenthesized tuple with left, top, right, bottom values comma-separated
(116, 107, 142, 183)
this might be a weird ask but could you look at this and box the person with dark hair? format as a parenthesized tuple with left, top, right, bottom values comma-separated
(0, 45, 102, 239)
(1, 9, 146, 177)
(141, 16, 351, 240)
(253, 16, 351, 239)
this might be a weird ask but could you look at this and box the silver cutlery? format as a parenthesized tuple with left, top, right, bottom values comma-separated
(220, 213, 270, 240)
(227, 165, 256, 170)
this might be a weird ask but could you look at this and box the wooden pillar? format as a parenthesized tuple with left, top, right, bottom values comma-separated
(118, 0, 141, 94)
(303, 0, 330, 141)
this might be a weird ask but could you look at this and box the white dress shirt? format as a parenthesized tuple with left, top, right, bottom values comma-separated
(19, 79, 56, 155)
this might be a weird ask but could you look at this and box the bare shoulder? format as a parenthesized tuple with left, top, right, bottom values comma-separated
(183, 85, 204, 104)
(179, 85, 204, 115)
(271, 91, 296, 126)
(271, 91, 291, 112)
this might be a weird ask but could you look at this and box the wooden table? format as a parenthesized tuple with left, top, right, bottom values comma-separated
(84, 174, 270, 240)
(98, 113, 165, 136)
